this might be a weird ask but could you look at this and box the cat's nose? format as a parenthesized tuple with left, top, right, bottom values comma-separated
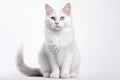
(55, 22, 59, 25)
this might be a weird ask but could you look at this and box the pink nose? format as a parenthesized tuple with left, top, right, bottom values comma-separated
(55, 22, 59, 25)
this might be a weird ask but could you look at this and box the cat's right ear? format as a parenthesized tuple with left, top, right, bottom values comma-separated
(45, 4, 53, 15)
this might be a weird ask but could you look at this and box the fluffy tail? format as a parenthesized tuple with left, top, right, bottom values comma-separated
(16, 46, 42, 76)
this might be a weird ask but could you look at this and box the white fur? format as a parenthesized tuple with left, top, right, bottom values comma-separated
(17, 3, 80, 78)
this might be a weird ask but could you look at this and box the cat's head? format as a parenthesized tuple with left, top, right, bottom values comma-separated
(45, 3, 72, 31)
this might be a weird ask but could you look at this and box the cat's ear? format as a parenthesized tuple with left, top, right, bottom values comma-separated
(45, 4, 53, 15)
(63, 3, 71, 15)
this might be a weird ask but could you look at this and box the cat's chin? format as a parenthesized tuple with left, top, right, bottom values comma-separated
(53, 26, 63, 31)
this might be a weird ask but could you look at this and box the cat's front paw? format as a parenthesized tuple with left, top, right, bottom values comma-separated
(43, 72, 50, 78)
(61, 73, 70, 78)
(50, 72, 60, 78)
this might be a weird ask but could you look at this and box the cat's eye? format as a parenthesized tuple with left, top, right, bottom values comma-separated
(51, 16, 56, 20)
(60, 16, 65, 20)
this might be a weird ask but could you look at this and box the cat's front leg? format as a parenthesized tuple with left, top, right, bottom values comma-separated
(49, 54, 60, 78)
(61, 53, 73, 78)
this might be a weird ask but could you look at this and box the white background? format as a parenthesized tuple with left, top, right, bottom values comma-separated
(0, 0, 120, 78)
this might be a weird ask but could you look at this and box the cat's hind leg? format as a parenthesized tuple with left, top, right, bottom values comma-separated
(70, 53, 80, 78)
(38, 47, 51, 78)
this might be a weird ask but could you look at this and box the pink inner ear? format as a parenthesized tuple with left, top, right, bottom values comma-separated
(45, 4, 53, 15)
(63, 3, 71, 15)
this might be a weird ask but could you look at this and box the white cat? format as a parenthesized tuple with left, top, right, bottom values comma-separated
(17, 3, 80, 78)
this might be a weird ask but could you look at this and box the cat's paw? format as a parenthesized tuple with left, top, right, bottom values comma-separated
(70, 72, 78, 78)
(61, 73, 70, 78)
(50, 72, 60, 78)
(43, 72, 50, 78)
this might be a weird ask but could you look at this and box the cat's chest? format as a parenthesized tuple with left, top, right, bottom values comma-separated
(46, 29, 73, 55)
(46, 34, 69, 56)
(47, 34, 69, 49)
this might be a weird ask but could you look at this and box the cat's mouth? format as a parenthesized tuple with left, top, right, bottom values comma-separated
(56, 26, 60, 27)
(55, 25, 61, 28)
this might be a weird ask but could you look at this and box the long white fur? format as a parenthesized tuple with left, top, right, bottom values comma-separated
(17, 3, 80, 78)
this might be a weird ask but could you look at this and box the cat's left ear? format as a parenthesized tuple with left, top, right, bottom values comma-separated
(63, 3, 71, 15)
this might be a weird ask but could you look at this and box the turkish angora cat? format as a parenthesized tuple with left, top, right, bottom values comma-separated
(17, 3, 80, 78)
